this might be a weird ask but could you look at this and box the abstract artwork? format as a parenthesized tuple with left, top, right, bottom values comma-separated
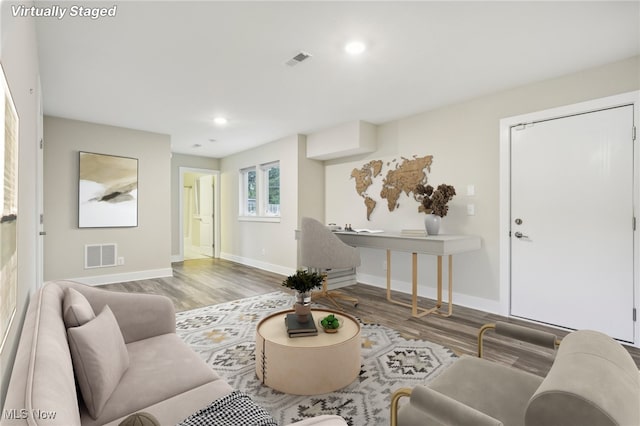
(79, 152, 138, 228)
(1, 63, 19, 353)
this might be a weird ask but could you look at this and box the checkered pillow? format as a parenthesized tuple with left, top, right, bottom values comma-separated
(177, 391, 278, 426)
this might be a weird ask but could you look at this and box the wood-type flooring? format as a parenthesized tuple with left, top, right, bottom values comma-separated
(101, 257, 640, 377)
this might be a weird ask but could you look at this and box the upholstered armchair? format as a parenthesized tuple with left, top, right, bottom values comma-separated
(391, 322, 640, 426)
(299, 217, 361, 309)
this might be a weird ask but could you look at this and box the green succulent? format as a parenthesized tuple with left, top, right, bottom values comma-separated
(320, 314, 340, 329)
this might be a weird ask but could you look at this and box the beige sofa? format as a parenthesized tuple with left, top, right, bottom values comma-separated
(1, 280, 347, 426)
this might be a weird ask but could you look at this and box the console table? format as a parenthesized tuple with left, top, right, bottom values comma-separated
(334, 232, 481, 318)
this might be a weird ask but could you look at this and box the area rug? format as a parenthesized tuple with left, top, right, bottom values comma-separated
(176, 291, 457, 426)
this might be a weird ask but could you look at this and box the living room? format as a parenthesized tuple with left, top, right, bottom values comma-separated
(1, 1, 639, 424)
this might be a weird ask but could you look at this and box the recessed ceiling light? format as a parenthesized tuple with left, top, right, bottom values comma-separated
(213, 117, 228, 125)
(208, 138, 217, 143)
(345, 41, 366, 55)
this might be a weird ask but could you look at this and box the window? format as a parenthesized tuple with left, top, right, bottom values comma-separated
(240, 167, 257, 216)
(239, 161, 280, 221)
(262, 162, 280, 216)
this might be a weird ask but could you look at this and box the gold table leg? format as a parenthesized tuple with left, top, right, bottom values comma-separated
(385, 250, 455, 318)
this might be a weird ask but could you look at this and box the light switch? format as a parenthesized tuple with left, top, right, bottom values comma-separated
(467, 185, 475, 196)
(467, 204, 475, 216)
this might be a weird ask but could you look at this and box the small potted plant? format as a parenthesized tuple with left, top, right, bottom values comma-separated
(282, 270, 324, 322)
(414, 183, 456, 235)
(319, 314, 341, 333)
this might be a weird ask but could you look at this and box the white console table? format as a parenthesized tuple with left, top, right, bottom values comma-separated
(334, 232, 481, 318)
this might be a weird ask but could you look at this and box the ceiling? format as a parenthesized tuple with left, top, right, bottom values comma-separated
(34, 1, 640, 158)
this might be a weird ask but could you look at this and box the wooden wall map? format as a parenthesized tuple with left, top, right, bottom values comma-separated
(351, 155, 433, 220)
(350, 160, 383, 220)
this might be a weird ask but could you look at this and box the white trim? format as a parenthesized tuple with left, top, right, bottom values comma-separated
(68, 268, 173, 286)
(220, 252, 295, 277)
(357, 273, 503, 315)
(499, 90, 640, 346)
(178, 167, 221, 260)
(237, 216, 280, 223)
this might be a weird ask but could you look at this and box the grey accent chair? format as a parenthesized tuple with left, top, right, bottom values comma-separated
(391, 322, 640, 426)
(299, 217, 361, 309)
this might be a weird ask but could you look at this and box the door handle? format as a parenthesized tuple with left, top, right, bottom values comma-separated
(514, 232, 528, 239)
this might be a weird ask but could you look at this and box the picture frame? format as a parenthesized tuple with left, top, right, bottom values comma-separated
(78, 151, 139, 228)
(1, 62, 19, 354)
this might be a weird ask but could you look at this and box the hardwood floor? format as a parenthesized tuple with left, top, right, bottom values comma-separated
(101, 257, 640, 377)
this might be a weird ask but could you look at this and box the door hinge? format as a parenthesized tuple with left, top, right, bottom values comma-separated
(633, 126, 636, 141)
(633, 308, 637, 322)
(40, 214, 44, 225)
(634, 217, 637, 231)
(39, 138, 43, 149)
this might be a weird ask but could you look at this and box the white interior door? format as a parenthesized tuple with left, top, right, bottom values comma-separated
(198, 175, 214, 257)
(510, 105, 635, 342)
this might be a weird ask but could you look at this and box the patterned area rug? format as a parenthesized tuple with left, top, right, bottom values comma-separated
(176, 291, 457, 426)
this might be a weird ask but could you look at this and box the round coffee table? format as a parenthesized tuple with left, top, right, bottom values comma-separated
(255, 308, 361, 395)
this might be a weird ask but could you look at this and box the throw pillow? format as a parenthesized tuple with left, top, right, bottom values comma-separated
(63, 287, 96, 328)
(67, 305, 129, 419)
(118, 412, 160, 426)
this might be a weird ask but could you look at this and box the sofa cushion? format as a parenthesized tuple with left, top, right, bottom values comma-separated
(68, 305, 130, 419)
(80, 333, 221, 425)
(63, 287, 96, 327)
(97, 381, 234, 426)
(399, 356, 542, 426)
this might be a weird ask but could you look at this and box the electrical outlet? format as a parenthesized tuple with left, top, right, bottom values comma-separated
(467, 184, 475, 196)
(382, 260, 387, 271)
(117, 257, 124, 265)
(467, 204, 475, 216)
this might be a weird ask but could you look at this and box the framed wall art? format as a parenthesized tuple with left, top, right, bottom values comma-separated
(78, 151, 138, 228)
(1, 62, 19, 354)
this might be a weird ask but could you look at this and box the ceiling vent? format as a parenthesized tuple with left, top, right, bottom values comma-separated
(285, 51, 312, 67)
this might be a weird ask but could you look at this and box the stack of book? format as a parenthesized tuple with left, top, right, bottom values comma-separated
(285, 313, 318, 337)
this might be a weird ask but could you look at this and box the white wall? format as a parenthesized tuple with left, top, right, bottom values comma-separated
(325, 55, 640, 313)
(220, 134, 323, 276)
(43, 116, 173, 284)
(0, 1, 41, 408)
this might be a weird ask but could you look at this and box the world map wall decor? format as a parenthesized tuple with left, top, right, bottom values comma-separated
(350, 155, 433, 220)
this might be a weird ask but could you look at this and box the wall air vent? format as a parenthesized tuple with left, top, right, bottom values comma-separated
(85, 243, 117, 269)
(285, 51, 312, 67)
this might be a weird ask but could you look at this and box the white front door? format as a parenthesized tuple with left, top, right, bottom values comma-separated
(510, 105, 635, 342)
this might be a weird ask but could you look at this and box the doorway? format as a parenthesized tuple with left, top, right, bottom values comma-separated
(500, 91, 639, 344)
(179, 168, 220, 261)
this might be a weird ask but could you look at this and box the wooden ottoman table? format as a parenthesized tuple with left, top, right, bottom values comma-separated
(255, 308, 361, 395)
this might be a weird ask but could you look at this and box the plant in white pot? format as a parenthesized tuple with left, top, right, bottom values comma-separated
(282, 270, 324, 322)
(414, 183, 456, 235)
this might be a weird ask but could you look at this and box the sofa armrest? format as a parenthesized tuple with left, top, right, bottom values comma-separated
(391, 385, 503, 426)
(56, 280, 176, 343)
(478, 321, 559, 357)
